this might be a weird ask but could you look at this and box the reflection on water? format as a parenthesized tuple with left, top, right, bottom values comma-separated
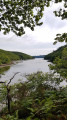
(0, 59, 50, 84)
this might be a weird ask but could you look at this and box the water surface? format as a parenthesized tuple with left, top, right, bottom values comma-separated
(0, 58, 50, 84)
(0, 58, 67, 86)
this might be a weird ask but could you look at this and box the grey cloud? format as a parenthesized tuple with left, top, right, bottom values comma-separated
(0, 40, 65, 51)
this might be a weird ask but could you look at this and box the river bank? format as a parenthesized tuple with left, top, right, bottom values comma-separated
(0, 63, 12, 68)
(0, 60, 20, 68)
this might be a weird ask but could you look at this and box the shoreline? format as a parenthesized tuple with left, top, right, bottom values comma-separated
(0, 60, 23, 68)
(0, 62, 14, 68)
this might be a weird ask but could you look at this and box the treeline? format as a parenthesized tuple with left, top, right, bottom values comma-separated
(12, 52, 33, 60)
(44, 45, 67, 62)
(0, 49, 33, 65)
(33, 55, 45, 58)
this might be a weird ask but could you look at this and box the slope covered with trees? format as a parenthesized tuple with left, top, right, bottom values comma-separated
(0, 49, 19, 65)
(0, 49, 33, 65)
(44, 45, 67, 62)
(12, 51, 33, 60)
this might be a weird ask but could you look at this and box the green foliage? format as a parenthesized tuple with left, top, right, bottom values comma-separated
(0, 0, 51, 36)
(44, 45, 67, 62)
(0, 0, 66, 36)
(0, 49, 33, 66)
(54, 33, 67, 44)
(53, 1, 67, 49)
(49, 47, 67, 78)
(0, 49, 20, 65)
(12, 52, 33, 60)
(0, 83, 7, 103)
(0, 55, 10, 65)
(1, 114, 18, 120)
(0, 72, 67, 120)
(0, 66, 10, 74)
(54, 1, 67, 20)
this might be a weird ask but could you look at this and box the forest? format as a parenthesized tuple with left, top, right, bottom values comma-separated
(44, 45, 67, 62)
(44, 45, 67, 78)
(0, 49, 33, 65)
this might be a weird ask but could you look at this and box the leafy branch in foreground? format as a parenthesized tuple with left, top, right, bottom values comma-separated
(0, 0, 66, 36)
(54, 33, 67, 45)
(54, 0, 67, 20)
(0, 0, 51, 36)
(53, 0, 67, 46)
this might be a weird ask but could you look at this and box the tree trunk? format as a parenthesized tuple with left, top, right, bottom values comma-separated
(7, 87, 11, 114)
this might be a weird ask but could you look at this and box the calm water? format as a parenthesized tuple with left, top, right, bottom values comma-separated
(0, 58, 51, 84)
(0, 58, 67, 86)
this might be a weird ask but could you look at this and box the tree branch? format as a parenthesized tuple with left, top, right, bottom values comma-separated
(7, 72, 20, 85)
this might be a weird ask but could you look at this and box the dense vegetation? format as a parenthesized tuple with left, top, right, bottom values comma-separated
(0, 66, 10, 74)
(12, 52, 33, 60)
(0, 49, 19, 65)
(44, 45, 67, 78)
(0, 72, 67, 120)
(44, 45, 67, 62)
(0, 49, 33, 65)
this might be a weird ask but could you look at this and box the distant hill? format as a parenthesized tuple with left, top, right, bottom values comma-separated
(44, 45, 67, 62)
(12, 51, 33, 60)
(0, 49, 33, 65)
(33, 55, 45, 58)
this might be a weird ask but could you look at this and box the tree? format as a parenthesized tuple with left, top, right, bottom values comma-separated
(52, 1, 67, 78)
(54, 33, 67, 45)
(0, 72, 67, 120)
(0, 0, 51, 36)
(54, 0, 67, 20)
(49, 47, 67, 79)
(0, 0, 66, 36)
(0, 72, 19, 114)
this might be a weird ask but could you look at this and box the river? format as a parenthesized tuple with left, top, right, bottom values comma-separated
(0, 58, 51, 84)
(0, 58, 67, 86)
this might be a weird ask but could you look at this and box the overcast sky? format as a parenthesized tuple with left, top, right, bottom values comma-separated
(0, 2, 67, 55)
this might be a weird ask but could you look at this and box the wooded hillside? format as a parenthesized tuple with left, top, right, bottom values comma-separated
(0, 49, 33, 65)
(12, 52, 33, 60)
(44, 45, 67, 62)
